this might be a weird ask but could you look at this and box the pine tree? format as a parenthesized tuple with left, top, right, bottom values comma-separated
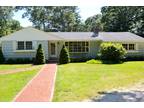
(35, 44, 45, 64)
(59, 45, 70, 64)
(0, 48, 5, 63)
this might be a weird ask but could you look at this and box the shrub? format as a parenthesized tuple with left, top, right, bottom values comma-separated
(6, 58, 32, 64)
(59, 45, 70, 64)
(0, 48, 5, 63)
(35, 44, 45, 65)
(125, 56, 144, 61)
(86, 59, 102, 64)
(71, 57, 90, 62)
(99, 43, 126, 62)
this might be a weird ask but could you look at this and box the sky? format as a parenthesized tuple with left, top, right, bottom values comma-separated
(13, 6, 102, 27)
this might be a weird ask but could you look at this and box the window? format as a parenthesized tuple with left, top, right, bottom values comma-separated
(26, 41, 32, 50)
(122, 44, 128, 50)
(17, 41, 24, 50)
(122, 44, 136, 50)
(17, 41, 33, 50)
(129, 44, 135, 50)
(65, 41, 89, 53)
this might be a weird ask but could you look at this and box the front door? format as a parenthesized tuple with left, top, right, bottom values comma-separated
(50, 42, 57, 57)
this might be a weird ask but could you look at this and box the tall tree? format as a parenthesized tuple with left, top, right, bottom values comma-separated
(16, 6, 82, 32)
(0, 6, 14, 37)
(85, 14, 103, 31)
(9, 19, 22, 32)
(101, 6, 144, 37)
(0, 7, 22, 37)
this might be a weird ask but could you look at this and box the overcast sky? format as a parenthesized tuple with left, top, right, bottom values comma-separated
(13, 6, 102, 27)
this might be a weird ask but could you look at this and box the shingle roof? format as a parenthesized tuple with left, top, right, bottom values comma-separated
(99, 32, 144, 42)
(48, 32, 102, 41)
(0, 27, 144, 42)
(0, 27, 63, 41)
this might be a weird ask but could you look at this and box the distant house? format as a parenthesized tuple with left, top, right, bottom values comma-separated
(0, 27, 144, 61)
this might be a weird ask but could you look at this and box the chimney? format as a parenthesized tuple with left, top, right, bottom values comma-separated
(92, 27, 99, 37)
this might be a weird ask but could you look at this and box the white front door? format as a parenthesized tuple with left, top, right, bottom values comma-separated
(50, 42, 57, 57)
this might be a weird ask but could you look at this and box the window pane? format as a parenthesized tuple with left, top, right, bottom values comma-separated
(17, 41, 24, 50)
(65, 42, 68, 46)
(129, 44, 135, 50)
(26, 41, 32, 50)
(86, 42, 89, 46)
(86, 47, 89, 52)
(122, 44, 128, 50)
(65, 41, 89, 53)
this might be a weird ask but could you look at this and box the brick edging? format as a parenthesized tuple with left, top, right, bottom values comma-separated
(49, 64, 57, 101)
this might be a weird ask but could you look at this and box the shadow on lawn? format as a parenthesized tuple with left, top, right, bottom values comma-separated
(91, 91, 144, 102)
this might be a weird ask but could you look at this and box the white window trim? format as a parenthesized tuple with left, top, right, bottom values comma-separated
(65, 41, 90, 53)
(122, 43, 137, 52)
(15, 41, 35, 52)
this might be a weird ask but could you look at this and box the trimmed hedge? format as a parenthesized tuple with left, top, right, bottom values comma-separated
(59, 45, 70, 64)
(6, 58, 33, 64)
(71, 57, 91, 62)
(125, 56, 144, 61)
(35, 44, 45, 65)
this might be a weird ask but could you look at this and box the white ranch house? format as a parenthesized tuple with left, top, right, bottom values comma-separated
(0, 27, 144, 61)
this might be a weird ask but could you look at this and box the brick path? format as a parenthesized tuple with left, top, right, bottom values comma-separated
(14, 64, 57, 102)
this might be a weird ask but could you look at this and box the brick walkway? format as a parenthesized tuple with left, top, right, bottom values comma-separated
(14, 64, 57, 102)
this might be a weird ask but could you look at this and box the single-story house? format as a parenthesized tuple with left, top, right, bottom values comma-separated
(0, 27, 144, 61)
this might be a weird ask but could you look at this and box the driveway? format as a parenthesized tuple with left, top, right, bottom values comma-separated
(85, 82, 144, 102)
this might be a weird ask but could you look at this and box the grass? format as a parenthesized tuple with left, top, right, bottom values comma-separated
(0, 65, 42, 101)
(53, 61, 144, 101)
(86, 59, 102, 64)
(0, 64, 33, 70)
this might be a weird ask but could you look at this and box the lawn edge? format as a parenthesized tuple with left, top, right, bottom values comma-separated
(49, 64, 57, 102)
(12, 64, 46, 102)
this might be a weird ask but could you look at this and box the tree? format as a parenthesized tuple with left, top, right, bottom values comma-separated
(85, 14, 103, 31)
(9, 19, 22, 32)
(0, 6, 14, 37)
(0, 7, 22, 37)
(0, 48, 5, 63)
(35, 44, 45, 64)
(59, 45, 70, 64)
(15, 6, 82, 32)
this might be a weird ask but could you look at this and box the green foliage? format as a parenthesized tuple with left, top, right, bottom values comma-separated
(16, 6, 82, 32)
(0, 49, 5, 63)
(35, 44, 45, 65)
(0, 7, 22, 37)
(101, 6, 144, 37)
(85, 14, 103, 31)
(99, 43, 126, 62)
(86, 59, 102, 64)
(71, 57, 90, 62)
(6, 58, 32, 64)
(125, 56, 144, 61)
(59, 45, 70, 64)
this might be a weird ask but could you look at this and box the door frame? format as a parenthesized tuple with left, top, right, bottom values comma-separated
(49, 41, 57, 58)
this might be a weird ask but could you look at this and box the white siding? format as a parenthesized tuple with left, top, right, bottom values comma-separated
(2, 40, 49, 60)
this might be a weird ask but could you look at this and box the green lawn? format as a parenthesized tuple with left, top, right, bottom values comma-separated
(0, 65, 42, 101)
(53, 61, 144, 101)
(0, 64, 33, 70)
